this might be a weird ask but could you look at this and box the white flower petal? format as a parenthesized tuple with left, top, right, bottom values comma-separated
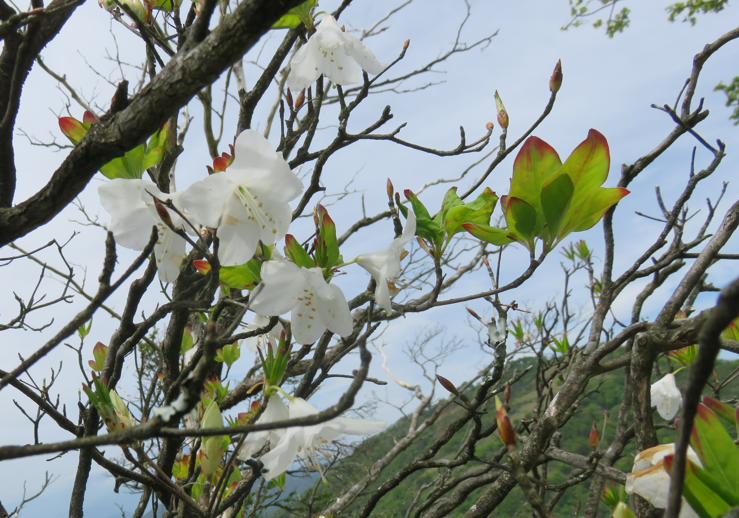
(324, 49, 363, 85)
(259, 428, 300, 480)
(216, 193, 262, 266)
(99, 179, 159, 250)
(287, 40, 323, 92)
(328, 417, 387, 436)
(316, 283, 353, 337)
(651, 374, 682, 420)
(250, 261, 307, 317)
(344, 34, 387, 75)
(242, 314, 283, 354)
(181, 172, 235, 229)
(291, 296, 327, 345)
(154, 225, 186, 283)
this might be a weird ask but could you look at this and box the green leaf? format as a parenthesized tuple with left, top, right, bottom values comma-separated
(506, 197, 537, 248)
(435, 187, 465, 227)
(272, 0, 316, 29)
(99, 144, 146, 179)
(142, 125, 168, 170)
(566, 186, 630, 234)
(405, 190, 444, 248)
(462, 223, 514, 246)
(667, 456, 734, 518)
(691, 403, 739, 495)
(219, 259, 263, 290)
(540, 171, 574, 243)
(444, 188, 498, 239)
(284, 234, 315, 268)
(509, 136, 562, 236)
(701, 396, 736, 425)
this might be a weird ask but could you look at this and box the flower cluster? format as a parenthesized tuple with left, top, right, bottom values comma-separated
(237, 394, 386, 481)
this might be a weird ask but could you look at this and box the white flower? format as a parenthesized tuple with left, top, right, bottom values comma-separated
(287, 15, 387, 91)
(236, 395, 289, 461)
(356, 210, 416, 312)
(626, 443, 701, 518)
(651, 373, 682, 420)
(98, 179, 187, 283)
(259, 396, 386, 480)
(242, 314, 284, 354)
(181, 130, 303, 266)
(249, 260, 353, 345)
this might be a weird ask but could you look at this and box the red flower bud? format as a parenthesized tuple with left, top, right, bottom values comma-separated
(295, 89, 306, 110)
(153, 197, 174, 228)
(549, 59, 563, 93)
(466, 307, 482, 321)
(286, 88, 294, 108)
(83, 110, 98, 126)
(437, 374, 459, 396)
(589, 421, 599, 449)
(496, 398, 516, 447)
(193, 260, 212, 275)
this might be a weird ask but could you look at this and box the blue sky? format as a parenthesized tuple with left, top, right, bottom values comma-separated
(1, 0, 738, 515)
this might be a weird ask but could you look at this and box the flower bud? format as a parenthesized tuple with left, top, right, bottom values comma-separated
(295, 89, 306, 110)
(286, 88, 294, 108)
(88, 342, 108, 372)
(83, 110, 98, 126)
(504, 382, 511, 404)
(193, 259, 211, 275)
(59, 116, 88, 145)
(403, 39, 410, 50)
(549, 59, 563, 93)
(466, 307, 482, 321)
(494, 91, 508, 130)
(153, 197, 174, 228)
(437, 374, 459, 396)
(589, 421, 599, 449)
(495, 396, 516, 447)
(486, 121, 494, 131)
(387, 178, 394, 198)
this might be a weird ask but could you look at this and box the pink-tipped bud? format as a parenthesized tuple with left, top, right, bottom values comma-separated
(403, 39, 410, 50)
(504, 382, 511, 403)
(212, 156, 229, 172)
(437, 374, 459, 396)
(295, 89, 306, 110)
(486, 121, 494, 131)
(193, 260, 212, 275)
(549, 60, 563, 93)
(495, 397, 516, 447)
(404, 189, 413, 201)
(589, 421, 599, 449)
(286, 88, 294, 108)
(83, 110, 98, 126)
(387, 178, 394, 198)
(59, 117, 87, 145)
(494, 91, 509, 130)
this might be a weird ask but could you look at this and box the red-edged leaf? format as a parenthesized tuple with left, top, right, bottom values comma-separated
(690, 403, 739, 495)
